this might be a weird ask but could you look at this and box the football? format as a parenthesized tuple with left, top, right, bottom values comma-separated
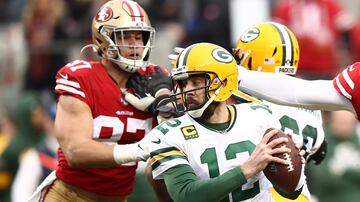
(263, 128, 302, 193)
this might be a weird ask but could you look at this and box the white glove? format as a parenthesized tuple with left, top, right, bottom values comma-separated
(113, 143, 150, 165)
(168, 47, 184, 65)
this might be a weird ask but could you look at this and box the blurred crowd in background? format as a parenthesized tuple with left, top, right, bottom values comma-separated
(1, 0, 360, 202)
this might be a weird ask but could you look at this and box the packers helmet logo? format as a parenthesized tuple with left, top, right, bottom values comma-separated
(212, 48, 233, 64)
(241, 27, 260, 42)
(181, 125, 199, 140)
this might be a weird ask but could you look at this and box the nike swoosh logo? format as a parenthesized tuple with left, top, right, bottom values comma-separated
(349, 64, 356, 72)
(59, 73, 68, 80)
(151, 138, 161, 144)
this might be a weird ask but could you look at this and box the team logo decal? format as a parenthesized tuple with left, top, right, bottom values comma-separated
(181, 125, 199, 140)
(212, 48, 233, 63)
(241, 27, 260, 42)
(96, 7, 113, 22)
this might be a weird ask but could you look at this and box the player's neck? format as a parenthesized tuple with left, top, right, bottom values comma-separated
(102, 59, 131, 88)
(206, 102, 229, 124)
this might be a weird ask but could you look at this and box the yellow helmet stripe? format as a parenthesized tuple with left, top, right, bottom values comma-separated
(270, 22, 294, 67)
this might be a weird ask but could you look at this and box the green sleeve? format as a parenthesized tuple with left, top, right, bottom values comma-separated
(163, 164, 247, 202)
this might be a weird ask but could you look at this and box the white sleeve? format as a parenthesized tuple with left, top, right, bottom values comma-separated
(11, 150, 42, 202)
(237, 67, 355, 112)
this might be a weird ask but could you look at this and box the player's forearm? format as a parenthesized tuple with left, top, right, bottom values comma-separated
(61, 138, 118, 168)
(163, 164, 246, 202)
(238, 68, 354, 112)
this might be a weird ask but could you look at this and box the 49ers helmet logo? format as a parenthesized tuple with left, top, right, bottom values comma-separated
(96, 7, 113, 22)
(212, 48, 233, 63)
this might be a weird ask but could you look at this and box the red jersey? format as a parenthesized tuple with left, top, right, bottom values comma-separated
(54, 60, 162, 196)
(333, 62, 360, 118)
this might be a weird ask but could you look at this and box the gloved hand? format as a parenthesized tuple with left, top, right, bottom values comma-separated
(168, 47, 184, 65)
(148, 66, 173, 96)
(150, 94, 184, 118)
(307, 139, 327, 165)
(125, 73, 155, 112)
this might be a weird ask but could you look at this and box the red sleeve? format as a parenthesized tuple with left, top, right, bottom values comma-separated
(54, 60, 94, 109)
(333, 62, 360, 114)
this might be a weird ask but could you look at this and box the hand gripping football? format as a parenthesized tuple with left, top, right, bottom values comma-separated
(263, 128, 302, 193)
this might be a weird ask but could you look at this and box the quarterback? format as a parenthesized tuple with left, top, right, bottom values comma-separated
(143, 43, 305, 201)
(30, 0, 171, 201)
(232, 22, 326, 201)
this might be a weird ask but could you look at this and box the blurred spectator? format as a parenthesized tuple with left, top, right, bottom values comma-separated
(310, 110, 360, 202)
(181, 0, 231, 51)
(272, 0, 357, 79)
(0, 92, 46, 202)
(22, 0, 66, 91)
(140, 0, 185, 68)
(11, 103, 58, 202)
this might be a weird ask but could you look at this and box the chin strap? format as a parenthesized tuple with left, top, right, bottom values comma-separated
(188, 85, 222, 118)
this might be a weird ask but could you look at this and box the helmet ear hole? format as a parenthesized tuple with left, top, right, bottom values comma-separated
(248, 57, 253, 70)
(272, 47, 277, 56)
(232, 48, 242, 65)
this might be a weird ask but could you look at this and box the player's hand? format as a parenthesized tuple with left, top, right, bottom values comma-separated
(148, 66, 173, 97)
(127, 73, 150, 98)
(150, 94, 184, 118)
(240, 129, 291, 179)
(125, 73, 155, 112)
(307, 139, 327, 165)
(168, 47, 184, 65)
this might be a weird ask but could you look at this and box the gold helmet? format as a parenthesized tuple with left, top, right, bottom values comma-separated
(171, 43, 238, 117)
(234, 22, 299, 75)
(92, 0, 155, 72)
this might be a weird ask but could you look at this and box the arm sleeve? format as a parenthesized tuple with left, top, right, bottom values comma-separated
(163, 164, 247, 202)
(237, 67, 355, 112)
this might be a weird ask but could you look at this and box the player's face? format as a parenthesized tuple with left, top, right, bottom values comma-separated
(180, 76, 207, 109)
(117, 31, 145, 60)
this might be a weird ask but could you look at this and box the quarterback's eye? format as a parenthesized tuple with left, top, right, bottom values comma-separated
(191, 77, 205, 88)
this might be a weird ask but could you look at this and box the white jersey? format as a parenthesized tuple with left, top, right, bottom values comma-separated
(147, 103, 282, 202)
(263, 101, 325, 158)
(264, 101, 324, 200)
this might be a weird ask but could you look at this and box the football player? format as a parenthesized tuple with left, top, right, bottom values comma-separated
(233, 22, 326, 202)
(143, 42, 305, 201)
(29, 0, 172, 201)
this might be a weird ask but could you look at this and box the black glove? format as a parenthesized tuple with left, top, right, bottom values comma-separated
(148, 66, 173, 96)
(126, 73, 150, 99)
(307, 139, 328, 165)
(125, 73, 155, 113)
(150, 94, 184, 118)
